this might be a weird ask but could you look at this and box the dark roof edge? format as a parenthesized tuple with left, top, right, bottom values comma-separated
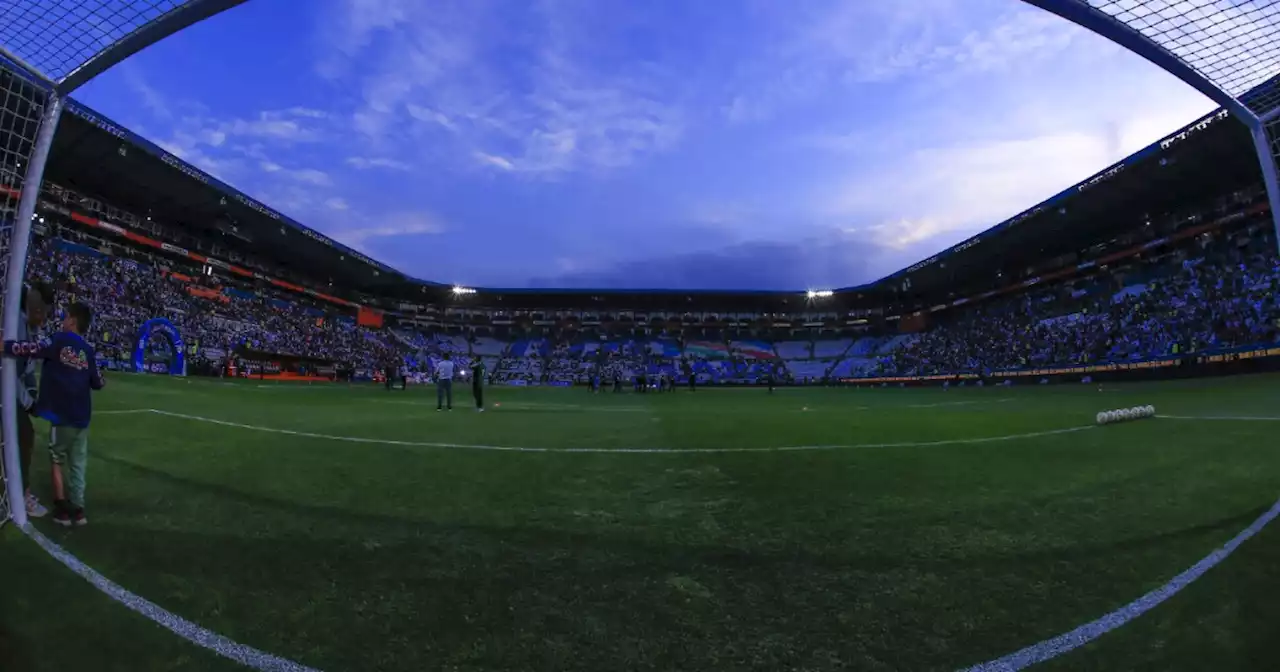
(61, 97, 406, 278)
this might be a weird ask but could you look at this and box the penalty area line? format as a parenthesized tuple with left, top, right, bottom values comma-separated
(19, 524, 320, 672)
(139, 408, 1092, 454)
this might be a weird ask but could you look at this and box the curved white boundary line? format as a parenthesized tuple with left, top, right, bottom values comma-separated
(961, 496, 1280, 671)
(141, 408, 1093, 454)
(19, 523, 320, 672)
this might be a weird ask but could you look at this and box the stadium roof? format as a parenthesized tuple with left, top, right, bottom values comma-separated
(41, 97, 1260, 310)
(41, 98, 443, 293)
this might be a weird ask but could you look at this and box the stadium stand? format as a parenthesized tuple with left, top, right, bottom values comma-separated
(1, 93, 1274, 394)
(775, 340, 813, 360)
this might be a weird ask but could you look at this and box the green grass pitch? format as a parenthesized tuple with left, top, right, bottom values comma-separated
(2, 374, 1279, 671)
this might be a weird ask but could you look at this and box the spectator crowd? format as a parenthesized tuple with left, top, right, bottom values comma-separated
(19, 213, 1280, 386)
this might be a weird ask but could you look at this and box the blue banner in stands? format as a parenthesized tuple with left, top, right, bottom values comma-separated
(134, 318, 185, 376)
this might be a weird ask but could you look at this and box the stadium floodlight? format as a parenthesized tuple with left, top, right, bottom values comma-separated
(1022, 0, 1280, 254)
(452, 286, 477, 295)
(0, 1, 248, 529)
(806, 290, 834, 299)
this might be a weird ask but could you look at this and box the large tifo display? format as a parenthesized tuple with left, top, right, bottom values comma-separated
(133, 317, 186, 376)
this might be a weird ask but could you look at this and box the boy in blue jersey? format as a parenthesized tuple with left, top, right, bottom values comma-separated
(4, 302, 105, 527)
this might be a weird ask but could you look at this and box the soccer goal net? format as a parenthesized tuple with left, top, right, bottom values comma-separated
(0, 1, 246, 529)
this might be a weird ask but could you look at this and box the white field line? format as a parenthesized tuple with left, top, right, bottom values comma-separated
(369, 400, 649, 413)
(139, 408, 1093, 454)
(20, 524, 320, 672)
(905, 398, 1013, 409)
(962, 496, 1280, 671)
(1158, 414, 1280, 421)
(97, 409, 153, 415)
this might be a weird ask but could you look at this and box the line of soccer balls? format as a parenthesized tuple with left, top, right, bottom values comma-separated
(1096, 406, 1156, 425)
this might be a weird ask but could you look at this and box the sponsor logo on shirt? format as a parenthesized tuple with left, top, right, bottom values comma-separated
(60, 346, 89, 371)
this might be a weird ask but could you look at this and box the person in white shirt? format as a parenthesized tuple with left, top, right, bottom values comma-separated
(434, 353, 455, 411)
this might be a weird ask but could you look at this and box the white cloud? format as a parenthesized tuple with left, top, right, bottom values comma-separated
(345, 156, 413, 171)
(473, 151, 515, 171)
(284, 168, 332, 186)
(405, 104, 458, 132)
(120, 65, 172, 119)
(225, 113, 320, 143)
(818, 93, 1216, 262)
(326, 0, 685, 175)
(722, 0, 1091, 125)
(259, 160, 330, 185)
(286, 107, 329, 119)
(325, 197, 350, 211)
(330, 212, 447, 251)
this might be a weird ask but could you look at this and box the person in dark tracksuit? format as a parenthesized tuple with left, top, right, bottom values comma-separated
(470, 359, 486, 411)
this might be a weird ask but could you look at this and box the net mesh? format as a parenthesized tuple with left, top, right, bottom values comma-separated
(0, 66, 47, 526)
(0, 0, 200, 84)
(1083, 0, 1280, 114)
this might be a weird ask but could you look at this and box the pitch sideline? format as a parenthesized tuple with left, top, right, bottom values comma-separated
(140, 408, 1094, 454)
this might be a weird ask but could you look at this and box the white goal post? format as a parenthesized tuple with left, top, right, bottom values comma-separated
(0, 1, 247, 529)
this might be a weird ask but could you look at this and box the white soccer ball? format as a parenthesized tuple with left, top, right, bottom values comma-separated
(1125, 409, 1137, 420)
(1096, 411, 1106, 424)
(1119, 409, 1131, 421)
(1103, 411, 1116, 424)
(1146, 405, 1155, 417)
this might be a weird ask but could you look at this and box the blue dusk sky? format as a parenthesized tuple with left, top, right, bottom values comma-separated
(73, 0, 1217, 290)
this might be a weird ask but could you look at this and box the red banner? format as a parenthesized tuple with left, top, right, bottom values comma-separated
(357, 306, 384, 328)
(187, 285, 230, 303)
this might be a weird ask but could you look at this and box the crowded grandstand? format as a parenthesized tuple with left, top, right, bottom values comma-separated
(2, 96, 1275, 393)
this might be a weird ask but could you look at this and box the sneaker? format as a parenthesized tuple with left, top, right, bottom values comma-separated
(25, 492, 48, 518)
(52, 500, 72, 527)
(71, 508, 87, 527)
(477, 407, 485, 412)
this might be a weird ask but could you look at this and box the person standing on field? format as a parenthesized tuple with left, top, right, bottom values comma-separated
(4, 302, 105, 527)
(435, 352, 454, 411)
(14, 282, 53, 518)
(470, 358, 486, 411)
